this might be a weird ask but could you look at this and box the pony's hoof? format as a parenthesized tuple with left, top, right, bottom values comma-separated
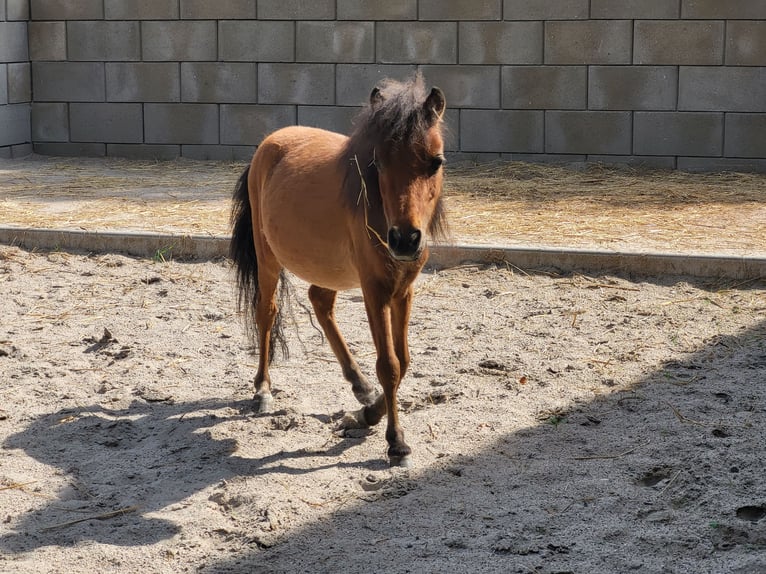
(337, 408, 368, 430)
(388, 454, 413, 468)
(253, 392, 274, 413)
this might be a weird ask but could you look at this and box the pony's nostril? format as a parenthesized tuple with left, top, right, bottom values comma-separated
(387, 226, 402, 250)
(409, 229, 422, 249)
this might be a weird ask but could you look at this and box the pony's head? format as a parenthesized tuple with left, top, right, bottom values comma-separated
(346, 75, 448, 261)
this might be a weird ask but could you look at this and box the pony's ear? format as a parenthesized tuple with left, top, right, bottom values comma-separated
(369, 87, 384, 107)
(425, 87, 446, 120)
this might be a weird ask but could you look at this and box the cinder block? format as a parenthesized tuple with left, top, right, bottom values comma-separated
(419, 0, 501, 20)
(297, 106, 359, 135)
(0, 0, 5, 21)
(0, 22, 28, 62)
(682, 0, 766, 19)
(502, 66, 586, 109)
(460, 109, 544, 153)
(29, 22, 66, 61)
(181, 144, 242, 161)
(297, 22, 373, 64)
(70, 103, 144, 143)
(589, 66, 677, 111)
(142, 21, 217, 61)
(726, 22, 766, 66)
(545, 20, 631, 64)
(106, 63, 180, 103)
(459, 22, 542, 65)
(220, 104, 296, 145)
(504, 0, 588, 20)
(591, 0, 678, 18)
(725, 113, 766, 158)
(258, 0, 334, 19)
(419, 65, 500, 108)
(34, 142, 106, 157)
(107, 144, 180, 160)
(258, 64, 334, 105)
(336, 64, 417, 106)
(634, 112, 723, 156)
(545, 111, 632, 155)
(0, 65, 7, 104)
(181, 0, 255, 19)
(337, 0, 416, 20)
(0, 103, 30, 146)
(376, 22, 456, 64)
(30, 0, 103, 20)
(181, 62, 256, 103)
(677, 157, 766, 173)
(219, 21, 294, 62)
(31, 102, 69, 141)
(68, 22, 141, 62)
(105, 0, 179, 19)
(7, 0, 30, 20)
(8, 62, 31, 103)
(11, 143, 33, 158)
(586, 155, 677, 170)
(634, 21, 724, 65)
(679, 67, 766, 112)
(144, 104, 219, 145)
(33, 62, 105, 102)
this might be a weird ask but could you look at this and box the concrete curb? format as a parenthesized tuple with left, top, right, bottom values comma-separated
(1, 226, 764, 280)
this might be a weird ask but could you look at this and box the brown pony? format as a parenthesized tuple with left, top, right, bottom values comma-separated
(230, 75, 447, 467)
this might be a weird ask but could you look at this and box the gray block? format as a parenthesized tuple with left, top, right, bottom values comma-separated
(181, 0, 255, 19)
(724, 114, 766, 159)
(296, 22, 373, 63)
(220, 104, 296, 145)
(31, 102, 69, 141)
(419, 65, 500, 108)
(502, 66, 586, 109)
(219, 21, 294, 62)
(545, 111, 632, 155)
(419, 0, 501, 20)
(258, 0, 334, 19)
(0, 0, 4, 21)
(106, 63, 180, 103)
(587, 154, 677, 170)
(33, 62, 105, 102)
(11, 143, 33, 158)
(679, 67, 766, 112)
(0, 103, 30, 146)
(144, 104, 219, 145)
(591, 0, 678, 18)
(258, 64, 334, 105)
(682, 0, 766, 19)
(633, 112, 723, 156)
(8, 62, 31, 103)
(503, 0, 588, 20)
(677, 157, 766, 173)
(545, 20, 631, 64)
(142, 21, 217, 61)
(34, 142, 106, 157)
(182, 63, 256, 103)
(297, 106, 359, 135)
(30, 0, 103, 20)
(0, 22, 28, 62)
(107, 144, 180, 160)
(726, 22, 766, 66)
(70, 103, 144, 143)
(105, 0, 179, 19)
(68, 21, 141, 62)
(29, 22, 66, 61)
(0, 65, 6, 104)
(460, 109, 544, 153)
(589, 66, 677, 111)
(7, 0, 30, 20)
(337, 0, 416, 20)
(181, 144, 242, 161)
(376, 22, 457, 64)
(459, 22, 542, 65)
(634, 21, 724, 65)
(336, 64, 417, 106)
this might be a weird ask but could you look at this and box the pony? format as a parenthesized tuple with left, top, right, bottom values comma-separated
(230, 75, 447, 467)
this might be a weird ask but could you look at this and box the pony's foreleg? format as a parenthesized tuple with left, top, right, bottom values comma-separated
(253, 266, 281, 413)
(308, 285, 378, 406)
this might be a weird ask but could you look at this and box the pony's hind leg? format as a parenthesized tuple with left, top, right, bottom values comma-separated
(308, 285, 379, 406)
(252, 263, 282, 413)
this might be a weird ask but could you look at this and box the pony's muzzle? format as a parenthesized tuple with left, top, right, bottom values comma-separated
(387, 226, 422, 261)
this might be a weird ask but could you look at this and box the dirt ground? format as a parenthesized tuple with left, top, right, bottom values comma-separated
(1, 245, 764, 573)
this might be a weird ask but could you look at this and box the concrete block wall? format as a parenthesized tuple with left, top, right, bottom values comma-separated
(0, 0, 32, 158)
(9, 0, 766, 169)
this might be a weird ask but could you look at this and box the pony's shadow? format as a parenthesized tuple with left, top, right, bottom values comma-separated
(0, 398, 371, 553)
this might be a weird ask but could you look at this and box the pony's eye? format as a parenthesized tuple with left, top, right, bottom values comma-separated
(429, 155, 445, 175)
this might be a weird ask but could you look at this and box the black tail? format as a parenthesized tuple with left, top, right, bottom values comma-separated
(230, 165, 288, 363)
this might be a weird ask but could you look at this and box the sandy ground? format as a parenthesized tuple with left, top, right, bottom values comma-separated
(1, 245, 764, 573)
